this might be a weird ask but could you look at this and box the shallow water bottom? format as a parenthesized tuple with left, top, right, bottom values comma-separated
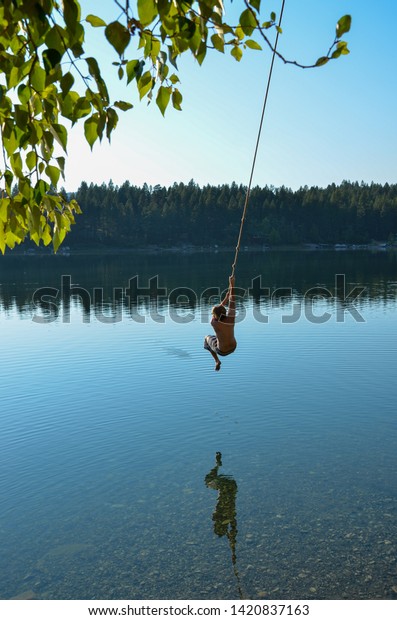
(1, 252, 397, 600)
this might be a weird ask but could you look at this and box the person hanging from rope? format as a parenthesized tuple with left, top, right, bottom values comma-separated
(204, 275, 237, 371)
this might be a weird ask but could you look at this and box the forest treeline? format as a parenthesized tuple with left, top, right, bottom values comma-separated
(66, 180, 397, 248)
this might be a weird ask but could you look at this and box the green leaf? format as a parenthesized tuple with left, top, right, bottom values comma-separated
(4, 171, 14, 194)
(56, 156, 66, 179)
(231, 46, 243, 62)
(42, 48, 62, 74)
(105, 21, 131, 56)
(138, 72, 153, 100)
(10, 152, 23, 178)
(114, 100, 133, 111)
(211, 33, 224, 53)
(235, 25, 245, 41)
(167, 46, 178, 70)
(50, 124, 68, 151)
(45, 165, 61, 187)
(336, 15, 352, 38)
(315, 56, 329, 67)
(42, 224, 52, 246)
(8, 66, 20, 90)
(19, 178, 33, 201)
(156, 85, 171, 116)
(69, 23, 85, 58)
(106, 108, 119, 140)
(17, 84, 31, 105)
(331, 48, 342, 60)
(45, 25, 68, 56)
(249, 0, 261, 11)
(26, 151, 37, 171)
(86, 14, 107, 28)
(172, 89, 182, 111)
(53, 226, 66, 253)
(60, 72, 75, 96)
(30, 64, 46, 92)
(86, 56, 101, 79)
(126, 59, 142, 84)
(0, 198, 10, 224)
(245, 39, 262, 50)
(84, 115, 99, 149)
(72, 95, 91, 120)
(14, 106, 29, 130)
(331, 42, 350, 60)
(0, 228, 5, 255)
(195, 40, 207, 66)
(137, 0, 158, 27)
(63, 0, 81, 34)
(239, 9, 257, 37)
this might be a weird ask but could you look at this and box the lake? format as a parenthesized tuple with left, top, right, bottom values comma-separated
(1, 249, 397, 600)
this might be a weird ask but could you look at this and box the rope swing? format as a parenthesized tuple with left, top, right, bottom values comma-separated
(230, 0, 286, 278)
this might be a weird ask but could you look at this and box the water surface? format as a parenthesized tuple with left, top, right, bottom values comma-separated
(1, 250, 397, 600)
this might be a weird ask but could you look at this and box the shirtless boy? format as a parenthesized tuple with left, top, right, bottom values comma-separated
(204, 276, 237, 371)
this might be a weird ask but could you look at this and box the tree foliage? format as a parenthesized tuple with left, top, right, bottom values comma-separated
(61, 180, 397, 249)
(0, 0, 351, 253)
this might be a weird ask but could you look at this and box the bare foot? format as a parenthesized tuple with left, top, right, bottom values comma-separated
(215, 361, 221, 371)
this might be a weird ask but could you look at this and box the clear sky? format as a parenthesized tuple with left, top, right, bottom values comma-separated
(64, 1, 397, 192)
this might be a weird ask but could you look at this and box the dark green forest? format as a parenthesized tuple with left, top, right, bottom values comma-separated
(64, 180, 397, 248)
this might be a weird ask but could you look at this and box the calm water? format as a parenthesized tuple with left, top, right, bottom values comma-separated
(1, 250, 397, 600)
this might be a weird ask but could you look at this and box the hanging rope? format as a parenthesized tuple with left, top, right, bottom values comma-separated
(230, 0, 286, 278)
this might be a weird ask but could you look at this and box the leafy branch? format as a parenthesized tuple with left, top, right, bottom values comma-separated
(0, 0, 351, 253)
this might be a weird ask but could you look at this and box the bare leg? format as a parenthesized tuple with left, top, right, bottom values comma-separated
(208, 349, 221, 371)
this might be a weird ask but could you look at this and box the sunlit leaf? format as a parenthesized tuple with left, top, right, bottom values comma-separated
(138, 0, 158, 27)
(105, 21, 131, 56)
(114, 100, 133, 111)
(138, 72, 153, 100)
(336, 15, 352, 38)
(231, 46, 243, 62)
(86, 14, 107, 27)
(315, 56, 329, 67)
(42, 48, 62, 73)
(239, 9, 257, 37)
(211, 33, 224, 53)
(172, 89, 182, 111)
(26, 151, 37, 171)
(49, 124, 68, 151)
(245, 39, 262, 50)
(106, 107, 119, 140)
(63, 0, 81, 34)
(45, 165, 61, 186)
(126, 59, 142, 84)
(249, 0, 261, 11)
(0, 198, 10, 224)
(60, 72, 75, 96)
(84, 115, 99, 148)
(156, 85, 171, 116)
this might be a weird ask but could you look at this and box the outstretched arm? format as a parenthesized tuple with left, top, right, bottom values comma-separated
(221, 276, 234, 306)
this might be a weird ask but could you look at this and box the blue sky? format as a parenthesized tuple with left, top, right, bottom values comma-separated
(64, 1, 397, 191)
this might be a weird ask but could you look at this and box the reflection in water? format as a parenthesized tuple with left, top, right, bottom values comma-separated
(2, 250, 397, 319)
(2, 250, 397, 599)
(205, 452, 243, 599)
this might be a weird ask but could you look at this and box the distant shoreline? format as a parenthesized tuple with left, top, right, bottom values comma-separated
(2, 241, 395, 258)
